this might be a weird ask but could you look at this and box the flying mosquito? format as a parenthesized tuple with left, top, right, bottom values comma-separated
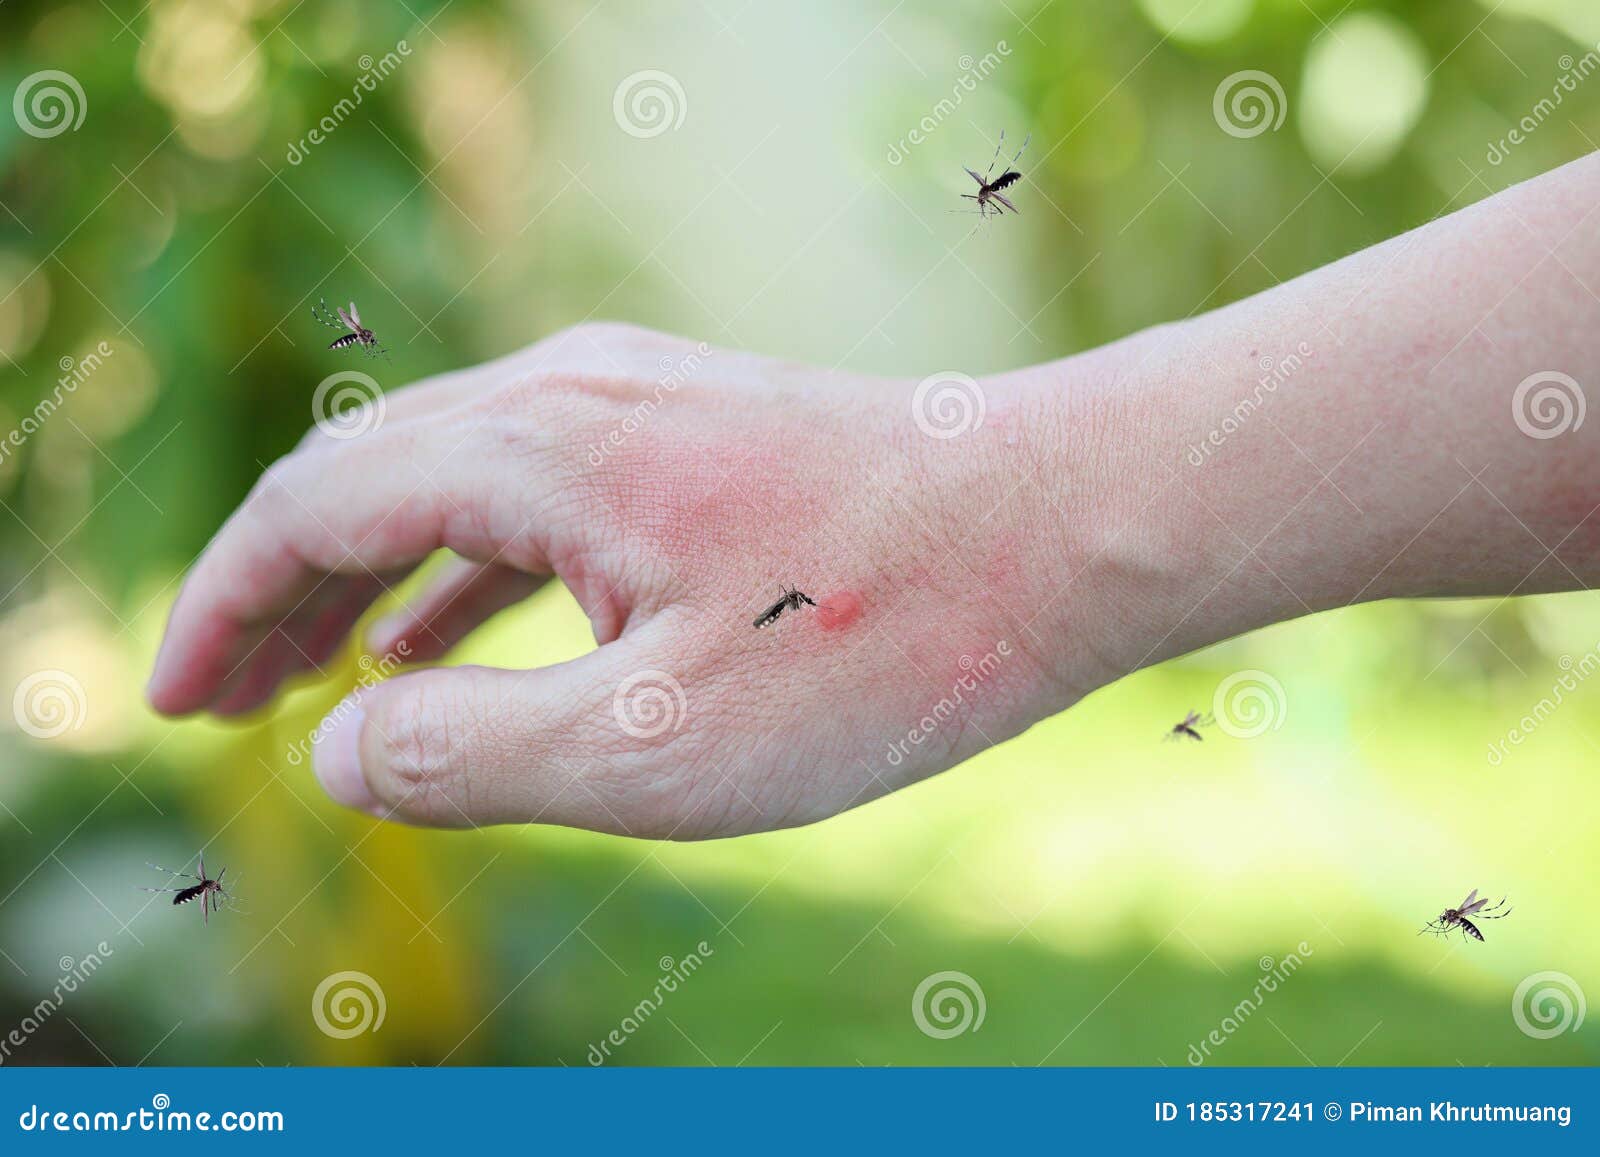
(1418, 889, 1512, 943)
(753, 585, 817, 630)
(312, 297, 388, 360)
(1166, 710, 1213, 742)
(960, 130, 1031, 219)
(140, 855, 240, 927)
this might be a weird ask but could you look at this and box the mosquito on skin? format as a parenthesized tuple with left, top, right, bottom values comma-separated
(958, 130, 1031, 219)
(1418, 889, 1512, 943)
(1165, 710, 1213, 742)
(753, 585, 816, 629)
(312, 297, 389, 361)
(140, 855, 242, 927)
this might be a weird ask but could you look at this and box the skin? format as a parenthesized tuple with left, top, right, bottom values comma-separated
(148, 151, 1600, 838)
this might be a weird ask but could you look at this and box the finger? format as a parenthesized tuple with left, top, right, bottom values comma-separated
(365, 557, 546, 663)
(210, 574, 394, 716)
(311, 624, 698, 834)
(147, 406, 551, 716)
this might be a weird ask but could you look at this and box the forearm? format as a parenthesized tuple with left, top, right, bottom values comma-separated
(1011, 150, 1600, 681)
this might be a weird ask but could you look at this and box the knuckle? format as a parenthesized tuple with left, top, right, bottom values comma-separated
(367, 674, 476, 825)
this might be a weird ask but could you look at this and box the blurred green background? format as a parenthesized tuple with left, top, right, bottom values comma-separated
(2, 0, 1599, 1066)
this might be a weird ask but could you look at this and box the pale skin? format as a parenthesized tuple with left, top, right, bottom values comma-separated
(148, 152, 1600, 837)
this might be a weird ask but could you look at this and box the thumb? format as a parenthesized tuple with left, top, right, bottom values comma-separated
(311, 631, 701, 834)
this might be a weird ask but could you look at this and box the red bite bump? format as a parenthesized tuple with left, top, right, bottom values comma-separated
(816, 591, 864, 631)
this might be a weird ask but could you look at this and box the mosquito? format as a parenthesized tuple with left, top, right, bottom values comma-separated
(1419, 889, 1512, 943)
(753, 585, 817, 629)
(1166, 710, 1213, 742)
(960, 130, 1031, 218)
(312, 297, 388, 361)
(140, 855, 240, 927)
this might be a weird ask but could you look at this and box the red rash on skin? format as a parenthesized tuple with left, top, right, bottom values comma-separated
(816, 591, 863, 631)
(984, 535, 1021, 588)
(589, 435, 797, 563)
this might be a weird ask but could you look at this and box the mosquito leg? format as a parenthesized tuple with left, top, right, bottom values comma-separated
(1007, 132, 1032, 171)
(144, 863, 201, 880)
(984, 131, 1005, 181)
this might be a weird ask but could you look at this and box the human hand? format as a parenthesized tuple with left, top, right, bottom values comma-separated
(149, 152, 1600, 837)
(147, 323, 1127, 836)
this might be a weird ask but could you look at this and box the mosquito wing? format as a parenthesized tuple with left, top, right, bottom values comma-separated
(1457, 888, 1480, 913)
(990, 191, 1018, 214)
(1459, 891, 1490, 915)
(348, 302, 361, 326)
(965, 167, 988, 189)
(336, 306, 358, 332)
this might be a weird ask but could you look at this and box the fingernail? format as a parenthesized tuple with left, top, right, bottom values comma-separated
(313, 698, 378, 813)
